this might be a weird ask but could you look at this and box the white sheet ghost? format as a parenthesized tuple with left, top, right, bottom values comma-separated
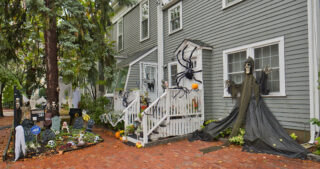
(14, 125, 26, 161)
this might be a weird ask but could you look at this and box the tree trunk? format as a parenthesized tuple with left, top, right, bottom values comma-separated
(45, 0, 59, 116)
(0, 83, 5, 117)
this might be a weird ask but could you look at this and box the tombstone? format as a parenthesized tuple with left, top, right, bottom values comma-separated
(86, 119, 95, 132)
(51, 116, 61, 132)
(21, 119, 34, 142)
(69, 108, 82, 125)
(73, 117, 84, 129)
(41, 129, 55, 143)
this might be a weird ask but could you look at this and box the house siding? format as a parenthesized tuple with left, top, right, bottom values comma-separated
(112, 0, 158, 57)
(163, 0, 310, 130)
(126, 50, 158, 90)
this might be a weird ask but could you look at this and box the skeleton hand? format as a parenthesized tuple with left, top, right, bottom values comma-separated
(264, 65, 272, 75)
(225, 80, 230, 87)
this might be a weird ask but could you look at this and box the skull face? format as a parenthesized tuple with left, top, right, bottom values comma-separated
(245, 62, 252, 74)
(47, 140, 56, 148)
(16, 98, 20, 109)
(52, 102, 57, 110)
(94, 136, 100, 143)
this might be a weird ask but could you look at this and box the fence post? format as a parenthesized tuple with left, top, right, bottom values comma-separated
(166, 90, 170, 116)
(143, 111, 148, 144)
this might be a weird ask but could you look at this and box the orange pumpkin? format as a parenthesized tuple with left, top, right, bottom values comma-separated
(115, 131, 121, 139)
(192, 83, 198, 90)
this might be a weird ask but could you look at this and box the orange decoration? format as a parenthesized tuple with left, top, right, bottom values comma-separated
(115, 131, 121, 139)
(192, 83, 198, 90)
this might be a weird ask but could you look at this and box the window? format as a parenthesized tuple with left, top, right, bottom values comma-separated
(140, 0, 149, 41)
(168, 2, 182, 34)
(168, 62, 178, 87)
(227, 51, 247, 84)
(222, 0, 243, 9)
(117, 19, 123, 51)
(223, 37, 285, 97)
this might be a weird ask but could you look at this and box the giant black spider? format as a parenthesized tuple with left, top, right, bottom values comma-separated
(171, 45, 203, 98)
(175, 45, 202, 86)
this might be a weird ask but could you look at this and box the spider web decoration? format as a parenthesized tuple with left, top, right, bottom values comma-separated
(100, 111, 124, 127)
(170, 45, 202, 98)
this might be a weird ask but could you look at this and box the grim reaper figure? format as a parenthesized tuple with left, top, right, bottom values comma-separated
(189, 57, 309, 159)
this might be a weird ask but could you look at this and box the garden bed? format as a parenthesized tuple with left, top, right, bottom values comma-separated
(4, 128, 103, 161)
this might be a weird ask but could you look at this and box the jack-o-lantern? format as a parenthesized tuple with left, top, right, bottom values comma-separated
(115, 131, 121, 138)
(192, 83, 198, 90)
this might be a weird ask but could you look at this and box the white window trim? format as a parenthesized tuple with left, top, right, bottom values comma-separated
(140, 0, 150, 42)
(168, 61, 178, 87)
(117, 18, 123, 52)
(168, 1, 183, 35)
(222, 0, 243, 9)
(223, 36, 286, 97)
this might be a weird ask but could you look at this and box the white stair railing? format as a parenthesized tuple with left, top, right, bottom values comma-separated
(141, 89, 204, 144)
(123, 92, 140, 128)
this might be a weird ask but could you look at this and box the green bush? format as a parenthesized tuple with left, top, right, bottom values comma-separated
(78, 95, 110, 125)
(310, 118, 320, 155)
(201, 119, 218, 129)
(229, 128, 245, 146)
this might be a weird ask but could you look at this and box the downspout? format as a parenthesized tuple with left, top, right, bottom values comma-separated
(308, 0, 320, 143)
(157, 0, 164, 96)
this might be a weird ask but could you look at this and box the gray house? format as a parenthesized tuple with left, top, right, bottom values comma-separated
(110, 0, 320, 143)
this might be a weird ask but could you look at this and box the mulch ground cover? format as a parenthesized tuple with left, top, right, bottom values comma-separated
(0, 127, 319, 169)
(0, 116, 13, 127)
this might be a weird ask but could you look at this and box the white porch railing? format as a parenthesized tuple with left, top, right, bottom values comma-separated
(123, 93, 140, 128)
(115, 89, 204, 146)
(141, 89, 204, 144)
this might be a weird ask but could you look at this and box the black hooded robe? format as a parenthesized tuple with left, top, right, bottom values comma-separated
(189, 57, 309, 159)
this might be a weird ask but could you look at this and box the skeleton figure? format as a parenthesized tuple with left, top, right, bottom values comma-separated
(61, 121, 69, 133)
(94, 136, 100, 143)
(77, 132, 85, 147)
(190, 57, 309, 159)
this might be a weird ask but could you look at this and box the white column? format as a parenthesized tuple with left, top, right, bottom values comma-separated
(307, 0, 320, 143)
(157, 1, 164, 97)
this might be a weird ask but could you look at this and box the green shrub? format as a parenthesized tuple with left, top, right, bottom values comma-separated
(201, 119, 218, 129)
(229, 128, 245, 146)
(78, 95, 111, 125)
(290, 133, 298, 140)
(310, 118, 320, 155)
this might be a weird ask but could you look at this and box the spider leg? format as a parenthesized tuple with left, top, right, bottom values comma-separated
(175, 71, 185, 77)
(193, 70, 202, 73)
(181, 45, 189, 63)
(176, 74, 186, 87)
(193, 77, 203, 84)
(176, 48, 189, 70)
(188, 47, 197, 68)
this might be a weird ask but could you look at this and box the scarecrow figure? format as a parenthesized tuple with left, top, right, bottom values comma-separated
(190, 57, 308, 159)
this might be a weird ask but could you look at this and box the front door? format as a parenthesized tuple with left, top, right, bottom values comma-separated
(140, 62, 158, 102)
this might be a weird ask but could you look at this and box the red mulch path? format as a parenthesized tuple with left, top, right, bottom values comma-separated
(0, 116, 13, 127)
(0, 127, 319, 169)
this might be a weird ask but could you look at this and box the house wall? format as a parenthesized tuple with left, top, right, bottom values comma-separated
(163, 0, 310, 131)
(126, 50, 158, 90)
(112, 0, 158, 57)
